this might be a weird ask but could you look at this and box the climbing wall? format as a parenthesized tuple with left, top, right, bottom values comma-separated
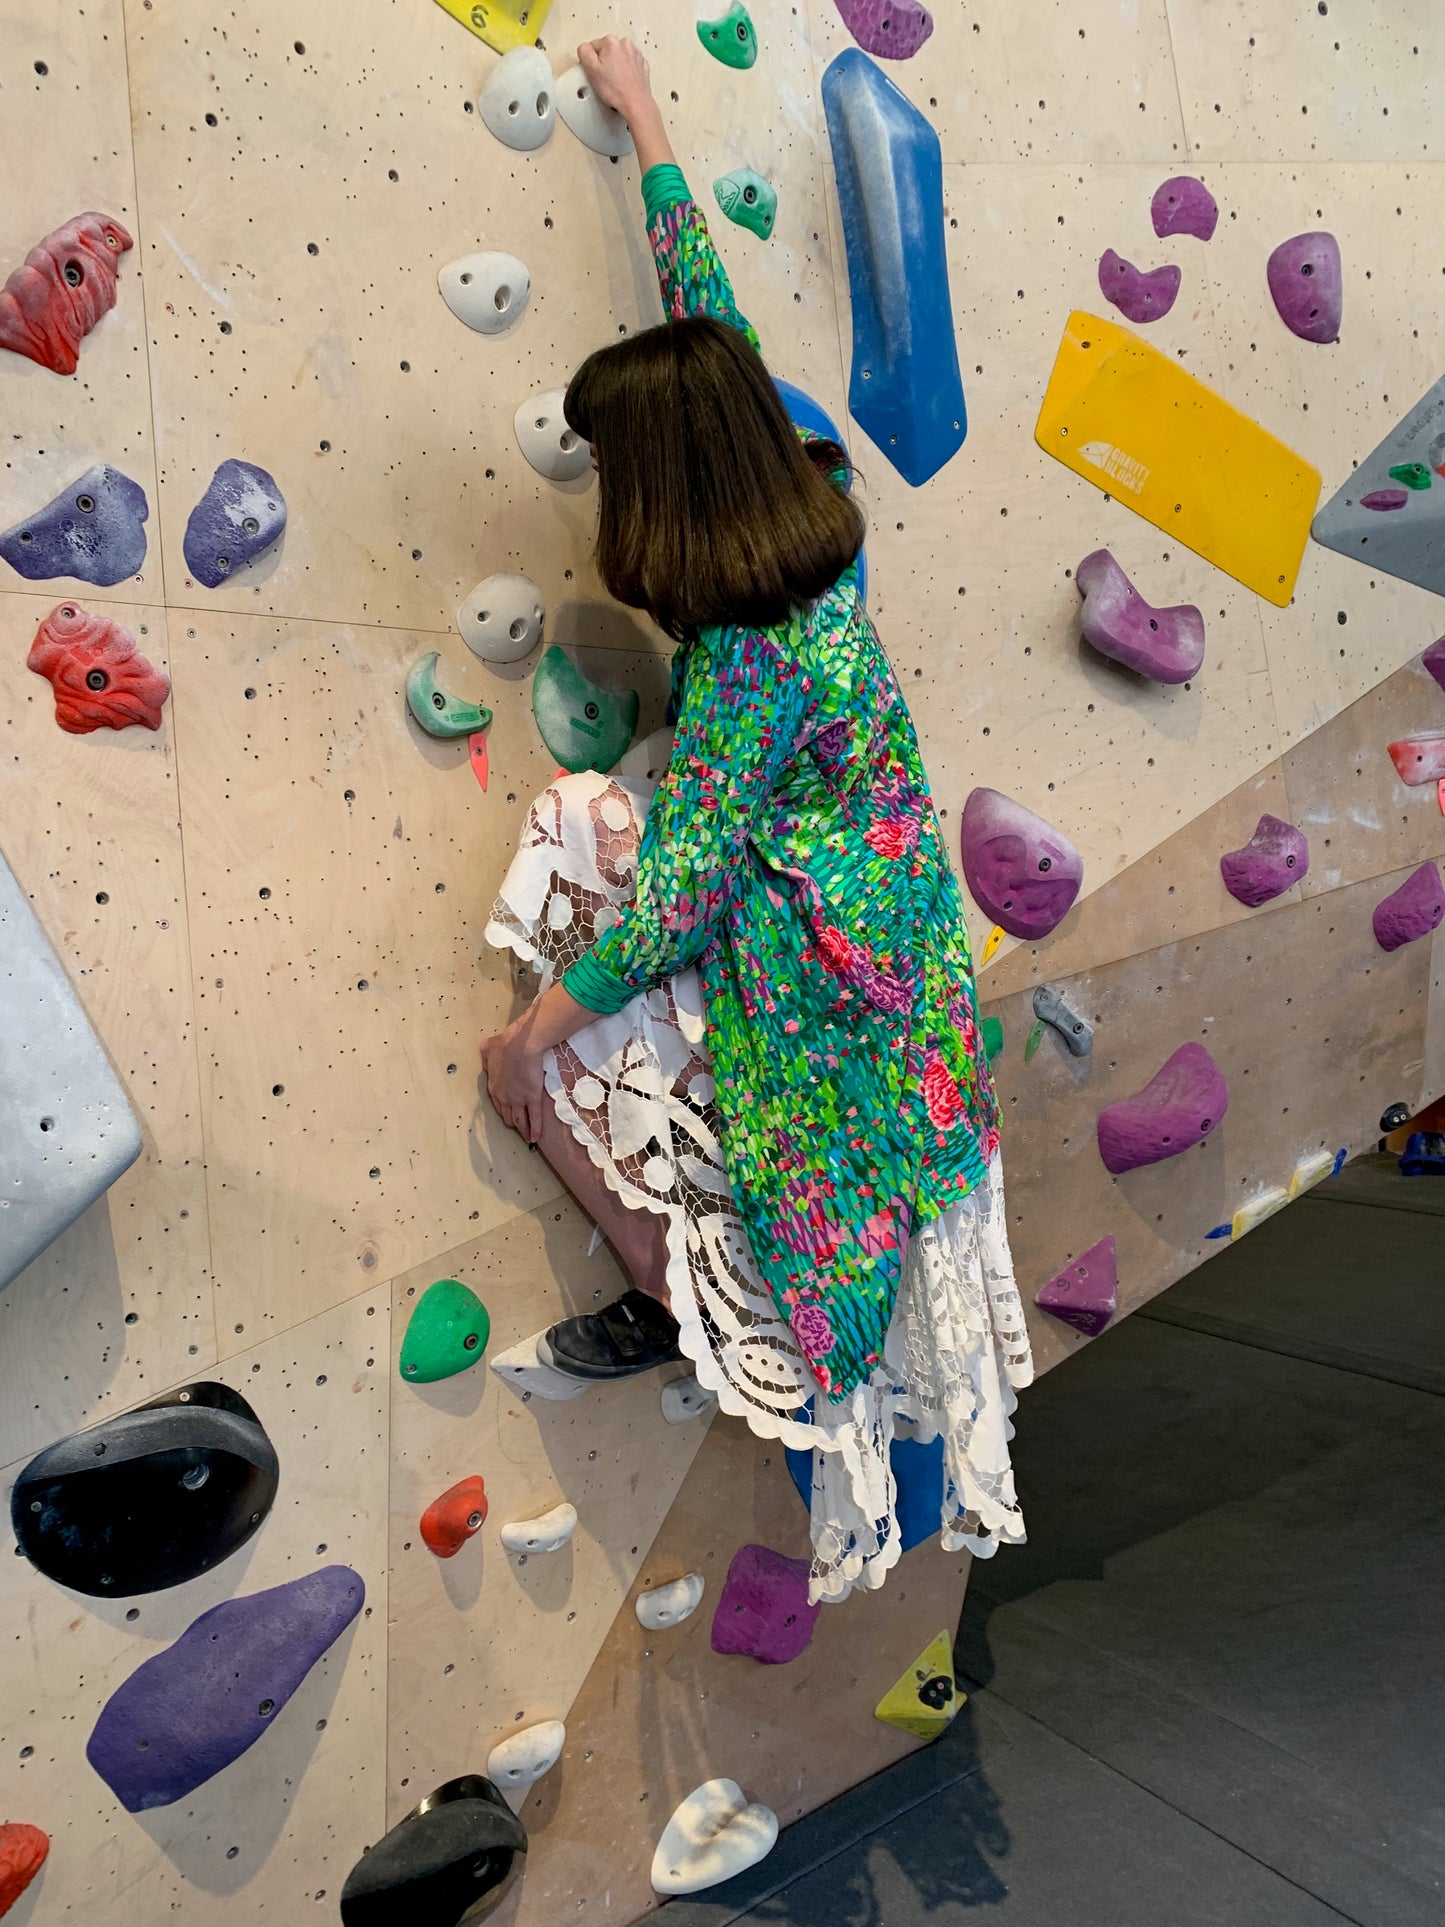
(1, 0, 1443, 1919)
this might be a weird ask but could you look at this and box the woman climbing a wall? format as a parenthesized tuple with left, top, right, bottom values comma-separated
(482, 34, 1032, 1604)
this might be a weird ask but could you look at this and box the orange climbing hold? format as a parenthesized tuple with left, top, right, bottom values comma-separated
(0, 1822, 49, 1916)
(420, 1475, 488, 1559)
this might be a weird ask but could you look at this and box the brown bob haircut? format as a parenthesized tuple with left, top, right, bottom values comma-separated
(563, 316, 866, 643)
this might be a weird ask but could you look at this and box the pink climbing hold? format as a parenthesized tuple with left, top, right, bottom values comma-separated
(1266, 231, 1342, 343)
(831, 0, 933, 59)
(960, 788, 1082, 942)
(1219, 813, 1309, 907)
(1097, 250, 1180, 325)
(1388, 735, 1445, 786)
(1373, 862, 1445, 952)
(1075, 549, 1204, 683)
(711, 1543, 820, 1665)
(1150, 176, 1218, 242)
(1097, 1042, 1229, 1175)
(0, 213, 133, 376)
(1421, 637, 1445, 693)
(419, 1475, 488, 1559)
(1361, 489, 1409, 512)
(1035, 1235, 1117, 1338)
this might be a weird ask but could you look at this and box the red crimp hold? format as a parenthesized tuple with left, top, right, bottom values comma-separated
(0, 213, 133, 376)
(27, 602, 170, 734)
(420, 1475, 488, 1558)
(0, 1822, 49, 1917)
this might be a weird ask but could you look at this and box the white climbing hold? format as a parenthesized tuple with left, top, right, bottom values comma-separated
(616, 726, 676, 782)
(490, 1331, 588, 1402)
(500, 1500, 578, 1554)
(636, 1572, 705, 1630)
(514, 387, 591, 482)
(457, 571, 545, 662)
(477, 45, 556, 152)
(486, 1719, 565, 1803)
(662, 1374, 717, 1424)
(437, 251, 531, 336)
(555, 63, 634, 157)
(651, 1779, 778, 1896)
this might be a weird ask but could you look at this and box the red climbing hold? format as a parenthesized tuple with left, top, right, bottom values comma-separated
(27, 602, 170, 734)
(0, 1822, 49, 1917)
(420, 1475, 488, 1558)
(0, 213, 133, 376)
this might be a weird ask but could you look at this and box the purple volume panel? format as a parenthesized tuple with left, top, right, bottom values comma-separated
(1097, 1042, 1229, 1175)
(1035, 1234, 1117, 1338)
(960, 788, 1082, 942)
(831, 0, 933, 59)
(1219, 813, 1309, 907)
(87, 1566, 365, 1811)
(1421, 637, 1445, 694)
(711, 1544, 820, 1665)
(1267, 232, 1342, 343)
(1373, 863, 1445, 953)
(1075, 549, 1205, 682)
(1098, 250, 1180, 325)
(1151, 176, 1219, 241)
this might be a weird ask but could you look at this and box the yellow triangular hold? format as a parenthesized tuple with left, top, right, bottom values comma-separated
(874, 1630, 963, 1740)
(433, 0, 553, 54)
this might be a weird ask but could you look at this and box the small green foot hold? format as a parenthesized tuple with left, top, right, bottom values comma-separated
(1388, 461, 1433, 491)
(981, 1015, 1003, 1062)
(697, 0, 757, 68)
(713, 169, 776, 239)
(1025, 1018, 1046, 1062)
(532, 645, 638, 773)
(400, 1279, 491, 1383)
(407, 652, 493, 739)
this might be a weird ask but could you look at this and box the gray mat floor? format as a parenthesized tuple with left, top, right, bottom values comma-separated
(657, 1159, 1445, 1925)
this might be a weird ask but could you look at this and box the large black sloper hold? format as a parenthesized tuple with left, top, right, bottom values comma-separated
(11, 1381, 278, 1597)
(341, 1776, 527, 1925)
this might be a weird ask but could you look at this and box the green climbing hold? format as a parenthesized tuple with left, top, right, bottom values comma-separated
(1025, 1018, 1047, 1062)
(399, 1279, 491, 1384)
(1388, 461, 1433, 491)
(713, 169, 776, 240)
(532, 644, 639, 773)
(981, 1015, 1004, 1062)
(406, 652, 492, 740)
(697, 0, 757, 69)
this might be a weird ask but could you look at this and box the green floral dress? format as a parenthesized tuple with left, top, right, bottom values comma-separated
(564, 166, 1000, 1407)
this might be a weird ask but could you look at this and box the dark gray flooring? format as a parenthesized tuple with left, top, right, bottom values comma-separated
(656, 1161, 1445, 1925)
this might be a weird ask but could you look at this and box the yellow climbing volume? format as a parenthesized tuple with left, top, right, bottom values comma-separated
(874, 1630, 963, 1740)
(433, 0, 552, 54)
(1035, 312, 1321, 606)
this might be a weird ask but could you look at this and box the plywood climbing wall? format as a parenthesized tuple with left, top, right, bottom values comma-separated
(1, 0, 1443, 1919)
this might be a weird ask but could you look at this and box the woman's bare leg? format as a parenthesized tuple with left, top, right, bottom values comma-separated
(532, 1098, 672, 1311)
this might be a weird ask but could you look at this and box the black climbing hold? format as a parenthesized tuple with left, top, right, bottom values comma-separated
(1379, 1101, 1411, 1134)
(340, 1775, 527, 1925)
(12, 1381, 278, 1598)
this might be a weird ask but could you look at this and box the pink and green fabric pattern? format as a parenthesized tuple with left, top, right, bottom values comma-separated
(563, 168, 998, 1402)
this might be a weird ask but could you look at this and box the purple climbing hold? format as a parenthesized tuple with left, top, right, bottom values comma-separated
(1266, 232, 1342, 344)
(182, 459, 286, 588)
(1097, 249, 1181, 325)
(86, 1565, 364, 1811)
(1035, 1234, 1117, 1338)
(1075, 549, 1204, 683)
(1422, 637, 1445, 694)
(831, 0, 933, 59)
(1097, 1042, 1229, 1175)
(0, 464, 147, 587)
(1219, 813, 1309, 907)
(711, 1543, 820, 1665)
(1372, 862, 1445, 953)
(1360, 489, 1408, 512)
(1150, 176, 1219, 242)
(960, 788, 1082, 942)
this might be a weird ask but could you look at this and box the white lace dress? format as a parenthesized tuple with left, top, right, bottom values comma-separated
(486, 739, 1034, 1606)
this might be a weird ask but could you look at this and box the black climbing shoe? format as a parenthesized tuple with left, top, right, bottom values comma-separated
(537, 1289, 683, 1380)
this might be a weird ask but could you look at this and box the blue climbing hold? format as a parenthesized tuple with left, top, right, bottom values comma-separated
(183, 459, 286, 588)
(821, 50, 966, 487)
(773, 376, 868, 607)
(784, 1403, 943, 1553)
(0, 464, 148, 586)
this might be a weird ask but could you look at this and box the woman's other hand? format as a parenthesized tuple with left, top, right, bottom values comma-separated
(577, 35, 653, 120)
(480, 1016, 546, 1147)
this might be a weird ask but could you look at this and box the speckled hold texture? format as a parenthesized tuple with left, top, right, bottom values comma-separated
(399, 1278, 490, 1382)
(710, 1543, 820, 1664)
(1075, 549, 1205, 682)
(960, 787, 1082, 941)
(419, 1475, 487, 1558)
(0, 464, 148, 586)
(1219, 813, 1309, 907)
(832, 0, 933, 60)
(1422, 637, 1445, 693)
(182, 459, 286, 587)
(1035, 1234, 1117, 1337)
(1097, 1042, 1229, 1174)
(1387, 735, 1445, 786)
(1267, 231, 1342, 343)
(1373, 863, 1445, 952)
(0, 1822, 48, 1917)
(1097, 249, 1181, 324)
(1150, 176, 1218, 241)
(0, 213, 132, 376)
(27, 602, 170, 733)
(86, 1566, 365, 1811)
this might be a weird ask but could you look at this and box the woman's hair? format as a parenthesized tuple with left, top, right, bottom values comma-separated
(564, 316, 866, 642)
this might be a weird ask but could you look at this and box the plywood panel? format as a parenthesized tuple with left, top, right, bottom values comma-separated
(386, 1197, 714, 1823)
(0, 1286, 388, 1919)
(0, 589, 214, 1468)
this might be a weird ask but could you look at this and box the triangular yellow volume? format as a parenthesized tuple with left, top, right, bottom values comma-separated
(433, 0, 553, 54)
(874, 1630, 962, 1740)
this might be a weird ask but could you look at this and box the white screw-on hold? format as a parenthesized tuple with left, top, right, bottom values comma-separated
(500, 1500, 578, 1554)
(477, 45, 556, 151)
(636, 1572, 705, 1630)
(513, 387, 591, 482)
(651, 1779, 778, 1895)
(661, 1373, 717, 1425)
(487, 1719, 565, 1805)
(457, 572, 545, 662)
(437, 251, 531, 336)
(554, 64, 633, 156)
(490, 1332, 588, 1402)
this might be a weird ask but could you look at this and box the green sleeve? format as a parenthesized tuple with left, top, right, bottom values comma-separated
(641, 164, 761, 352)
